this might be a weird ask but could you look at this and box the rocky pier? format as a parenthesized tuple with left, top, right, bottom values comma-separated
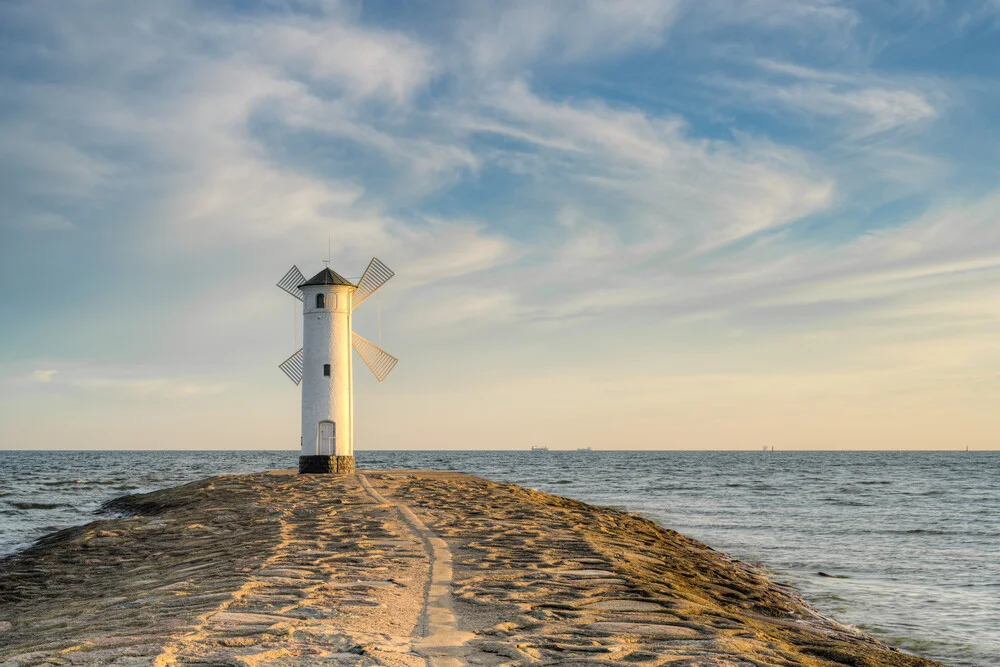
(0, 471, 945, 666)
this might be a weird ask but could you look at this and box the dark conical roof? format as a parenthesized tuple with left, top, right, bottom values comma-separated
(298, 267, 355, 288)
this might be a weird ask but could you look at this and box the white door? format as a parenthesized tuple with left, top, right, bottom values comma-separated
(319, 421, 336, 455)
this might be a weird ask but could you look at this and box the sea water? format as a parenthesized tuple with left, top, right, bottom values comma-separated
(0, 450, 996, 666)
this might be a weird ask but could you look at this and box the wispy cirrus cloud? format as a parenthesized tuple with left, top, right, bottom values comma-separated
(711, 60, 941, 139)
(10, 363, 226, 399)
(457, 79, 834, 290)
(30, 370, 57, 383)
(454, 0, 681, 73)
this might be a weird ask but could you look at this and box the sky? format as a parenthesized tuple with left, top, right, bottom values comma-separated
(2, 0, 999, 451)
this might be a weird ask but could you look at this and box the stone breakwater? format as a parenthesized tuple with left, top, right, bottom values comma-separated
(0, 471, 946, 667)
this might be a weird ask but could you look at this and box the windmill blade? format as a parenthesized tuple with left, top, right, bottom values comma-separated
(279, 348, 304, 385)
(352, 332, 398, 382)
(352, 257, 394, 309)
(277, 265, 305, 301)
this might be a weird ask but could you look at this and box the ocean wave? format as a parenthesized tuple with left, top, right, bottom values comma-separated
(41, 479, 124, 487)
(819, 497, 871, 506)
(9, 502, 72, 510)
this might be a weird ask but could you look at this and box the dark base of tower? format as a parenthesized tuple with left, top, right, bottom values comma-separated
(298, 455, 356, 474)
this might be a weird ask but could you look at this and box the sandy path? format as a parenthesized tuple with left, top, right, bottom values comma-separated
(358, 474, 475, 667)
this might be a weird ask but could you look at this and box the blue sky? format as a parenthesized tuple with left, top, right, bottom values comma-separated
(2, 0, 999, 450)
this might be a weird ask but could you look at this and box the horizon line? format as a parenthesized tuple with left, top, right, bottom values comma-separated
(0, 448, 995, 453)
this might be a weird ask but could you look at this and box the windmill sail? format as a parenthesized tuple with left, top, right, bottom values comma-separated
(279, 348, 304, 385)
(352, 332, 398, 382)
(277, 265, 306, 301)
(352, 257, 393, 309)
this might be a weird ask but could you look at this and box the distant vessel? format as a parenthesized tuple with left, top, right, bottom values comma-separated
(530, 446, 549, 453)
(577, 447, 592, 452)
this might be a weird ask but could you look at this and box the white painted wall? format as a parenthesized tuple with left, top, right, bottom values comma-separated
(300, 284, 355, 457)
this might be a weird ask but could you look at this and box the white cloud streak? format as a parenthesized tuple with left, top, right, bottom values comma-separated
(715, 60, 941, 138)
(30, 370, 57, 383)
(11, 363, 226, 399)
(457, 0, 681, 73)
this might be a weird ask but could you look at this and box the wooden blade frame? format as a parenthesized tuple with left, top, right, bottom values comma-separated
(277, 265, 305, 301)
(279, 348, 304, 385)
(352, 332, 398, 382)
(352, 257, 393, 309)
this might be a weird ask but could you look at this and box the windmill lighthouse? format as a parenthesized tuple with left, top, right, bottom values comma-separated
(276, 258, 397, 474)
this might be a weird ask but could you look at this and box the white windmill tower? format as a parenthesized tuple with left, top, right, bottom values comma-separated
(276, 258, 397, 474)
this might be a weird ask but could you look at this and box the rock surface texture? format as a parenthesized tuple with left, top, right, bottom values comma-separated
(0, 471, 946, 666)
(299, 456, 357, 474)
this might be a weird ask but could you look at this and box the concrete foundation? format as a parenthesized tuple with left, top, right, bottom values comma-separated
(299, 455, 356, 474)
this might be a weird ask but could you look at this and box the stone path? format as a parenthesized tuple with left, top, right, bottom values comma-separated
(0, 471, 946, 666)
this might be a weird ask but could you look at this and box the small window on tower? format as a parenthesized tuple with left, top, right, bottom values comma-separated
(323, 364, 331, 377)
(316, 294, 326, 308)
